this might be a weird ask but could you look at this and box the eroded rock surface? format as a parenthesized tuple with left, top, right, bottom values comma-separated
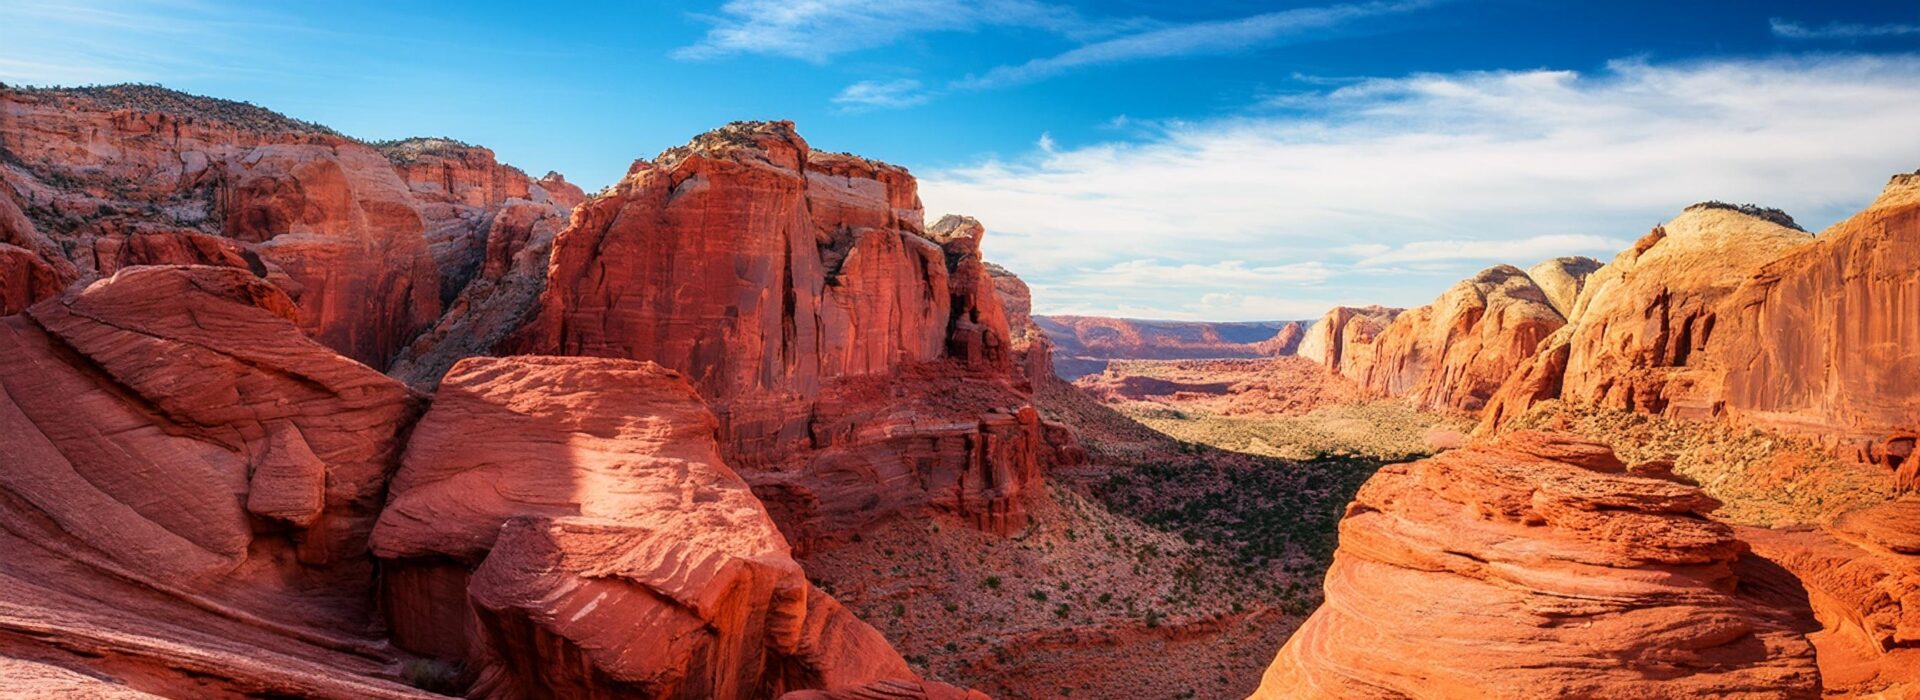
(371, 355, 919, 699)
(0, 265, 430, 698)
(1351, 264, 1570, 414)
(1253, 431, 1821, 699)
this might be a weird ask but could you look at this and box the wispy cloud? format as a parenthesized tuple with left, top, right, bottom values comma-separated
(674, 0, 1107, 63)
(1770, 17, 1920, 40)
(955, 0, 1430, 90)
(1353, 235, 1628, 267)
(832, 78, 932, 111)
(923, 54, 1920, 320)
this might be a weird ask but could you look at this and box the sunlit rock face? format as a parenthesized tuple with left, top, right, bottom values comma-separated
(1253, 431, 1822, 699)
(371, 355, 921, 699)
(506, 121, 1056, 542)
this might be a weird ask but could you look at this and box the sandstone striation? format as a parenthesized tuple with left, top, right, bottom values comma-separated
(0, 265, 430, 697)
(1350, 264, 1570, 413)
(0, 84, 577, 370)
(1295, 304, 1401, 376)
(508, 121, 1053, 541)
(1253, 431, 1822, 699)
(371, 355, 921, 699)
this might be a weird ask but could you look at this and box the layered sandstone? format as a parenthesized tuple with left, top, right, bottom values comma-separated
(1745, 500, 1920, 696)
(0, 84, 575, 370)
(508, 121, 1049, 541)
(0, 265, 429, 697)
(371, 355, 918, 699)
(1254, 431, 1821, 698)
(1350, 265, 1570, 413)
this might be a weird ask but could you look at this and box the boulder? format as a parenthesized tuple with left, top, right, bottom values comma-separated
(1253, 431, 1821, 698)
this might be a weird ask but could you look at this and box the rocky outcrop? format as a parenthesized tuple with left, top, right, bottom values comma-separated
(507, 121, 1050, 541)
(0, 242, 61, 314)
(0, 84, 576, 370)
(1295, 304, 1402, 376)
(1255, 320, 1309, 356)
(1350, 265, 1570, 414)
(1253, 431, 1821, 698)
(1527, 256, 1602, 318)
(1745, 500, 1920, 697)
(0, 265, 429, 697)
(370, 355, 919, 699)
(780, 679, 990, 700)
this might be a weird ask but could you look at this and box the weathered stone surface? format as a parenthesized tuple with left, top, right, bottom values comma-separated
(1035, 315, 1304, 379)
(1253, 431, 1821, 699)
(0, 241, 61, 314)
(1351, 264, 1570, 414)
(0, 84, 576, 370)
(1527, 256, 1603, 319)
(1295, 304, 1402, 376)
(0, 265, 431, 697)
(779, 679, 990, 700)
(1745, 499, 1920, 697)
(507, 122, 1051, 541)
(372, 355, 918, 699)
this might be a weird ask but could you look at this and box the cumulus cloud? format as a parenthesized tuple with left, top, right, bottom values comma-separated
(674, 0, 1101, 63)
(923, 54, 1920, 320)
(1770, 17, 1920, 40)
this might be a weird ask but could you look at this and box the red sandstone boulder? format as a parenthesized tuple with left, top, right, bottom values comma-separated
(0, 265, 430, 697)
(0, 242, 61, 314)
(1351, 264, 1570, 413)
(371, 355, 919, 699)
(1253, 431, 1821, 698)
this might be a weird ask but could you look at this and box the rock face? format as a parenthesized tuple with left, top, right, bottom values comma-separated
(1295, 304, 1402, 376)
(1527, 256, 1603, 318)
(1709, 175, 1920, 456)
(0, 84, 577, 371)
(370, 356, 918, 699)
(1034, 316, 1304, 379)
(1253, 431, 1821, 699)
(1745, 500, 1920, 696)
(1349, 265, 1570, 414)
(508, 121, 1051, 541)
(0, 265, 431, 697)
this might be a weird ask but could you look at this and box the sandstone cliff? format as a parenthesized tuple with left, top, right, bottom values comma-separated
(1034, 315, 1305, 379)
(0, 84, 577, 370)
(506, 121, 1052, 541)
(1350, 264, 1570, 414)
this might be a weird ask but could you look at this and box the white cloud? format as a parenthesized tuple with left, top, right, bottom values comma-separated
(832, 78, 931, 110)
(1354, 234, 1629, 267)
(926, 54, 1920, 320)
(956, 0, 1430, 89)
(674, 0, 1102, 63)
(1771, 18, 1920, 40)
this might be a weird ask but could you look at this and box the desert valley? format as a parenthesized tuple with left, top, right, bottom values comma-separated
(1, 5, 1918, 698)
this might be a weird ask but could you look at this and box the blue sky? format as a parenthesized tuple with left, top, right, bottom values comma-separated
(4, 1, 1920, 320)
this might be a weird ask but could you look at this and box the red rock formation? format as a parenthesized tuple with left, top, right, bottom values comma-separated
(1528, 256, 1603, 318)
(780, 679, 989, 700)
(1708, 175, 1920, 457)
(0, 85, 576, 370)
(508, 121, 1050, 541)
(0, 242, 60, 314)
(1295, 304, 1401, 376)
(371, 355, 919, 699)
(1744, 500, 1920, 697)
(1253, 431, 1821, 698)
(1351, 265, 1569, 413)
(0, 265, 430, 697)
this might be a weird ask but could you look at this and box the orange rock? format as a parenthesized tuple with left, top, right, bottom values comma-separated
(1352, 264, 1572, 413)
(508, 122, 1052, 540)
(1744, 499, 1920, 697)
(1295, 304, 1401, 376)
(1036, 315, 1305, 379)
(1253, 431, 1820, 698)
(372, 355, 919, 699)
(0, 265, 429, 697)
(780, 678, 991, 700)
